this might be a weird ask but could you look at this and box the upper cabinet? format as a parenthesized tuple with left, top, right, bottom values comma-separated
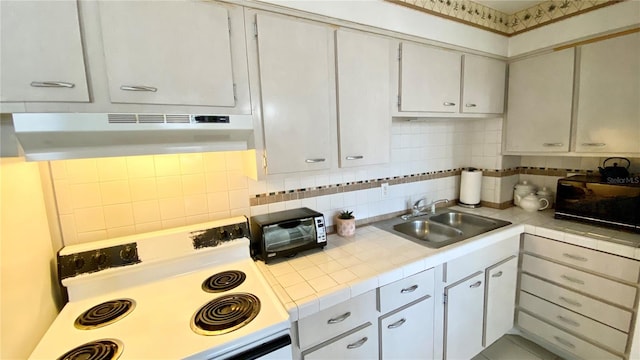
(575, 32, 640, 154)
(254, 12, 334, 174)
(462, 55, 506, 114)
(399, 42, 461, 113)
(504, 49, 575, 153)
(98, 1, 235, 107)
(336, 30, 391, 168)
(0, 0, 89, 103)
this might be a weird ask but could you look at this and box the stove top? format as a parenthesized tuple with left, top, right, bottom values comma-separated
(29, 218, 290, 360)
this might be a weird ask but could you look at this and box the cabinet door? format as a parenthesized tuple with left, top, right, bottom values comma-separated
(505, 49, 574, 153)
(256, 13, 333, 174)
(0, 0, 89, 102)
(336, 30, 390, 168)
(462, 55, 506, 114)
(399, 42, 461, 112)
(98, 1, 235, 106)
(575, 33, 640, 153)
(444, 272, 485, 360)
(484, 256, 517, 347)
(380, 296, 435, 360)
(303, 323, 378, 360)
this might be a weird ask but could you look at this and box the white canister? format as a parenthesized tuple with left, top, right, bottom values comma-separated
(513, 180, 536, 206)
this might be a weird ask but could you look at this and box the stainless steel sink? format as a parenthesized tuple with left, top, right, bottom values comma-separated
(374, 210, 511, 248)
(393, 220, 463, 243)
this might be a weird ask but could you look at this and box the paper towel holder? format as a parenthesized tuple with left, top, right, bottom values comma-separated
(458, 167, 482, 208)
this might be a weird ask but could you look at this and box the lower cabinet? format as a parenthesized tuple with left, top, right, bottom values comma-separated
(303, 322, 378, 359)
(444, 272, 485, 360)
(380, 297, 435, 359)
(484, 256, 518, 347)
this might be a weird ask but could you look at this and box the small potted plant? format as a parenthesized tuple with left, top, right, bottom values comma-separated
(336, 210, 356, 237)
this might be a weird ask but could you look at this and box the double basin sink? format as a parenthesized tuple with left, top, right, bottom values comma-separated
(374, 210, 512, 248)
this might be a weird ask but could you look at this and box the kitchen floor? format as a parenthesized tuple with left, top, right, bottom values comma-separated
(473, 334, 563, 360)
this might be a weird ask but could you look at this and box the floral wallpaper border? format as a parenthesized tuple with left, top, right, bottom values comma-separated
(386, 0, 624, 36)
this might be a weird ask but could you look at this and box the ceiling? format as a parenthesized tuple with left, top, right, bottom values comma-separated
(474, 0, 542, 14)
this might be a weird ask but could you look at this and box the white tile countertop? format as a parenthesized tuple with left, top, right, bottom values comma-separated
(255, 206, 640, 322)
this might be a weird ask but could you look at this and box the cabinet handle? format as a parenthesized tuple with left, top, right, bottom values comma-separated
(465, 103, 477, 107)
(120, 85, 158, 92)
(30, 81, 75, 88)
(491, 271, 503, 278)
(346, 156, 364, 160)
(561, 274, 585, 285)
(327, 312, 351, 324)
(305, 158, 326, 163)
(553, 336, 576, 349)
(556, 315, 580, 327)
(543, 143, 564, 147)
(346, 337, 368, 349)
(469, 281, 482, 288)
(562, 253, 588, 262)
(387, 318, 407, 329)
(559, 296, 582, 307)
(400, 285, 418, 293)
(582, 143, 606, 147)
(443, 102, 456, 106)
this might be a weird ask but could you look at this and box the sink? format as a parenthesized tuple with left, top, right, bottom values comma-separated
(393, 220, 463, 243)
(374, 210, 511, 248)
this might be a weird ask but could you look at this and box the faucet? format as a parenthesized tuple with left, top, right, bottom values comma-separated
(401, 198, 450, 220)
(412, 198, 428, 216)
(428, 198, 450, 213)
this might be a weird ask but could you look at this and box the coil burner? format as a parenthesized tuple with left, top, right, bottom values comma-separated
(202, 270, 246, 293)
(74, 299, 135, 330)
(191, 293, 260, 336)
(57, 339, 123, 360)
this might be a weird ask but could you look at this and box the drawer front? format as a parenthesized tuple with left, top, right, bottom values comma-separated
(520, 274, 632, 332)
(303, 322, 378, 360)
(521, 254, 637, 308)
(519, 291, 628, 352)
(517, 311, 623, 360)
(523, 234, 640, 283)
(446, 235, 519, 284)
(378, 268, 434, 314)
(298, 290, 376, 350)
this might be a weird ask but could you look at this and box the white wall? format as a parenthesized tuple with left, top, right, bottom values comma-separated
(0, 159, 59, 359)
(255, 0, 509, 56)
(508, 0, 640, 57)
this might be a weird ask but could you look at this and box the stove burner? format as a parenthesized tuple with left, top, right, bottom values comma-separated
(191, 293, 260, 336)
(57, 339, 123, 360)
(74, 299, 135, 330)
(202, 270, 246, 293)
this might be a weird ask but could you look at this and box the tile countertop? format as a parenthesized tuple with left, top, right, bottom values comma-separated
(255, 206, 640, 322)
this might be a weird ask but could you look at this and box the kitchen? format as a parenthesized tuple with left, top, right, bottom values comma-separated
(1, 0, 639, 359)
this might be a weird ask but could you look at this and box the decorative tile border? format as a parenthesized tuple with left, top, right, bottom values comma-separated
(250, 166, 601, 207)
(385, 0, 624, 36)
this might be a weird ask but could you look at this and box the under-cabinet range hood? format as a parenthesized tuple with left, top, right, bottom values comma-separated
(11, 113, 255, 161)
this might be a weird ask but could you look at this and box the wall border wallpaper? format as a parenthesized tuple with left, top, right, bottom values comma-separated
(385, 0, 624, 36)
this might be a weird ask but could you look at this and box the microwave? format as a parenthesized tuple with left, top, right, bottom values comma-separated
(250, 208, 327, 263)
(555, 175, 640, 233)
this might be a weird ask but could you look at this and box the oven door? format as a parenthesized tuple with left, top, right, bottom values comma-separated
(223, 333, 292, 360)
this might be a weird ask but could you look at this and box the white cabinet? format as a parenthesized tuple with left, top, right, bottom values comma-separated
(504, 49, 575, 153)
(399, 42, 461, 113)
(444, 272, 485, 360)
(303, 323, 378, 360)
(98, 1, 235, 107)
(0, 0, 89, 103)
(336, 29, 391, 168)
(380, 297, 435, 360)
(575, 32, 640, 154)
(254, 12, 334, 174)
(462, 54, 506, 114)
(484, 256, 518, 347)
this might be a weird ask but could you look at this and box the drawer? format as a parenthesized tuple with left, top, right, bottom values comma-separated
(521, 254, 637, 308)
(445, 235, 519, 284)
(517, 311, 623, 360)
(523, 234, 640, 283)
(518, 291, 628, 353)
(298, 290, 376, 350)
(520, 274, 633, 332)
(378, 268, 434, 314)
(302, 322, 378, 360)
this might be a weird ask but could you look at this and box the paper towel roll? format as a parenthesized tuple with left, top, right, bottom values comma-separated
(460, 168, 482, 206)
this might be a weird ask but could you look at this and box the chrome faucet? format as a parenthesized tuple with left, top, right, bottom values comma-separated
(428, 198, 449, 213)
(412, 198, 428, 216)
(401, 198, 450, 220)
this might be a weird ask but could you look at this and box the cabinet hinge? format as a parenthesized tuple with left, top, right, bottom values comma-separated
(398, 46, 402, 60)
(228, 17, 232, 34)
(233, 83, 237, 104)
(443, 293, 447, 304)
(397, 95, 401, 107)
(254, 22, 258, 37)
(262, 151, 268, 171)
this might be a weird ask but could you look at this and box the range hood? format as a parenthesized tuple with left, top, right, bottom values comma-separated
(11, 113, 255, 161)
